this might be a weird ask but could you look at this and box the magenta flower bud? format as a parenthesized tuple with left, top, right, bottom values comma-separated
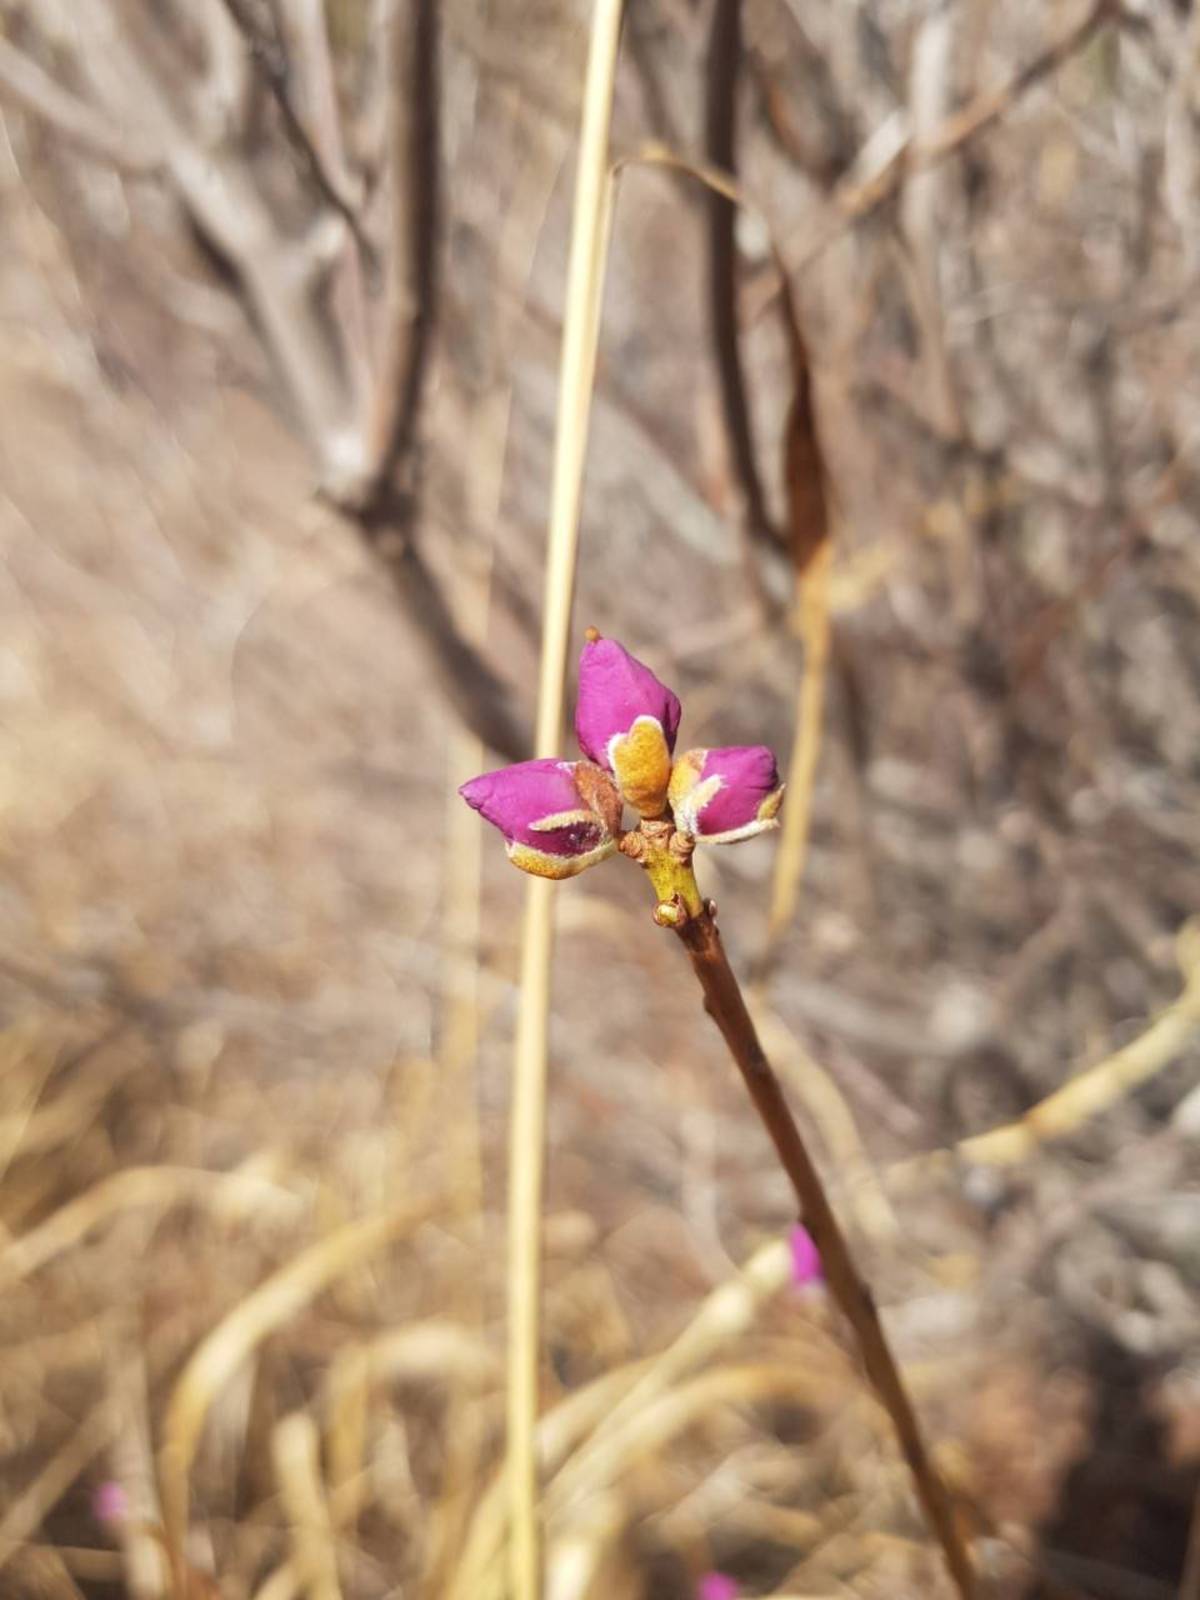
(697, 1574, 740, 1600)
(575, 635, 682, 817)
(459, 758, 617, 879)
(668, 745, 784, 844)
(789, 1224, 823, 1288)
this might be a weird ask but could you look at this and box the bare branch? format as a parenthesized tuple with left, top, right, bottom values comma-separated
(357, 0, 441, 512)
(0, 33, 160, 175)
(216, 0, 375, 263)
(766, 0, 1117, 291)
(270, 0, 375, 423)
(57, 3, 358, 484)
(705, 0, 784, 558)
(19, 0, 523, 761)
(919, 0, 1116, 161)
(901, 0, 963, 440)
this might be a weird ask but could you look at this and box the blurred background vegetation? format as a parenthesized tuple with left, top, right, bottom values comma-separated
(0, 0, 1198, 1596)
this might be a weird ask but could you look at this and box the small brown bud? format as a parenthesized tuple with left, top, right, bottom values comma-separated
(669, 830, 695, 863)
(619, 830, 646, 862)
(573, 761, 623, 839)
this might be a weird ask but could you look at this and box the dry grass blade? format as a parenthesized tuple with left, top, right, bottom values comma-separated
(323, 1318, 497, 1501)
(452, 1364, 651, 1600)
(0, 1164, 297, 1281)
(546, 1362, 846, 1522)
(551, 1237, 792, 1474)
(0, 1399, 117, 1575)
(451, 1239, 793, 1600)
(543, 1492, 628, 1600)
(892, 918, 1200, 1188)
(273, 1411, 343, 1600)
(507, 2, 624, 1596)
(29, 1545, 125, 1582)
(159, 1198, 441, 1553)
(107, 1352, 170, 1600)
(0, 1044, 141, 1171)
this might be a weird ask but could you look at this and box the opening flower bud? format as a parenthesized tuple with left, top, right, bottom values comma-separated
(668, 745, 784, 844)
(575, 635, 681, 817)
(459, 758, 617, 879)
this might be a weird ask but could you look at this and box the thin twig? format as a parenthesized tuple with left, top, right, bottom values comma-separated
(758, 0, 1117, 300)
(506, 2, 624, 1595)
(919, 0, 1115, 162)
(762, 541, 832, 960)
(672, 900, 975, 1600)
(359, 0, 441, 509)
(0, 35, 161, 175)
(216, 0, 374, 263)
(3, 5, 527, 767)
(759, 261, 834, 967)
(705, 0, 782, 556)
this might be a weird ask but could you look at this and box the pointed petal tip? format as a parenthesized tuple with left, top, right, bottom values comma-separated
(575, 636, 682, 774)
(458, 773, 491, 811)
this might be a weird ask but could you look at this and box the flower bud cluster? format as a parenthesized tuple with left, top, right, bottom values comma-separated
(460, 634, 784, 880)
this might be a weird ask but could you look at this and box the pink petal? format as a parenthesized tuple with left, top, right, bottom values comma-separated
(459, 758, 607, 857)
(697, 1574, 740, 1600)
(575, 636, 681, 770)
(670, 745, 783, 843)
(790, 1224, 823, 1287)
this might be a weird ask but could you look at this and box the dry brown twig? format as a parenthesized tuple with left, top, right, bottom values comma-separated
(0, 33, 160, 175)
(215, 0, 372, 255)
(0, 0, 527, 760)
(744, 0, 1119, 314)
(619, 826, 975, 1599)
(705, 0, 783, 564)
(675, 905, 975, 1600)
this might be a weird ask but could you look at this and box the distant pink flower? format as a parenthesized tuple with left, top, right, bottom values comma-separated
(92, 1480, 129, 1527)
(669, 746, 784, 844)
(697, 1573, 740, 1600)
(459, 758, 616, 879)
(790, 1224, 823, 1287)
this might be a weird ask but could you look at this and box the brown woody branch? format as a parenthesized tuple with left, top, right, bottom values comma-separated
(216, 0, 375, 262)
(0, 0, 527, 762)
(674, 902, 976, 1600)
(769, 0, 1118, 288)
(0, 33, 160, 175)
(704, 0, 783, 558)
(357, 0, 441, 516)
